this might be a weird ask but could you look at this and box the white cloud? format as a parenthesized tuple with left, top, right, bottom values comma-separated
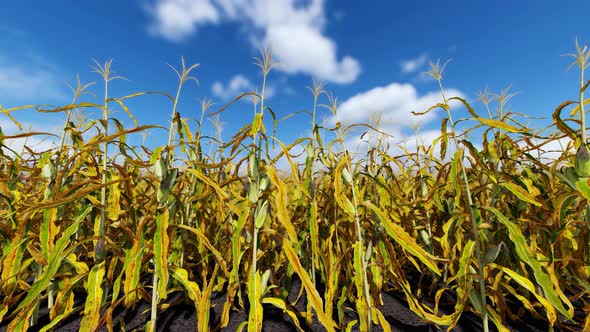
(146, 0, 221, 41)
(212, 74, 251, 100)
(400, 54, 427, 74)
(146, 0, 361, 83)
(327, 82, 464, 129)
(324, 82, 464, 159)
(265, 24, 359, 83)
(211, 73, 275, 100)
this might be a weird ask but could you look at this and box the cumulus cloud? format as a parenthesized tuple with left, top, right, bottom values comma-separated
(265, 24, 360, 83)
(211, 73, 275, 100)
(212, 74, 251, 100)
(145, 0, 361, 83)
(327, 82, 463, 129)
(400, 54, 428, 74)
(146, 0, 221, 41)
(324, 82, 464, 157)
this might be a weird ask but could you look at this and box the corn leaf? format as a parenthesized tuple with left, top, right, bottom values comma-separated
(79, 261, 106, 332)
(283, 241, 336, 331)
(485, 207, 573, 319)
(364, 201, 441, 275)
(154, 208, 170, 300)
(500, 182, 542, 206)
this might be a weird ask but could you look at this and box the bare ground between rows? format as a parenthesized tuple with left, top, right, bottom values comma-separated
(1, 276, 569, 332)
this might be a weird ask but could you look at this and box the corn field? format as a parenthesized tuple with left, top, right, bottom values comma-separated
(1, 44, 590, 331)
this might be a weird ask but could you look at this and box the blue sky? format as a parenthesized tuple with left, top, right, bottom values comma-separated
(1, 0, 589, 157)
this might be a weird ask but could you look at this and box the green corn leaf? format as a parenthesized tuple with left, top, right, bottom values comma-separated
(40, 305, 83, 332)
(254, 200, 269, 229)
(440, 117, 448, 159)
(484, 207, 573, 319)
(12, 205, 93, 314)
(575, 178, 590, 200)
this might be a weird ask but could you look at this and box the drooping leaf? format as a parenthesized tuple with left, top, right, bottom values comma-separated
(364, 201, 441, 275)
(79, 261, 106, 332)
(484, 207, 573, 319)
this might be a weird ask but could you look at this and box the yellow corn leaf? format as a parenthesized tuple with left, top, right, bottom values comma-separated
(249, 112, 265, 136)
(500, 182, 542, 206)
(352, 242, 370, 331)
(345, 320, 358, 332)
(475, 117, 525, 133)
(546, 263, 575, 318)
(265, 166, 298, 242)
(198, 267, 218, 332)
(309, 200, 319, 270)
(569, 97, 590, 116)
(21, 179, 125, 214)
(40, 207, 59, 257)
(107, 173, 122, 220)
(123, 244, 146, 306)
(261, 297, 304, 332)
(247, 271, 263, 332)
(485, 207, 573, 320)
(50, 274, 86, 320)
(169, 266, 202, 300)
(333, 157, 352, 215)
(154, 208, 170, 300)
(7, 312, 29, 332)
(185, 168, 229, 201)
(220, 208, 249, 328)
(372, 308, 391, 332)
(64, 253, 89, 275)
(283, 241, 336, 331)
(176, 224, 229, 277)
(79, 261, 106, 332)
(0, 304, 7, 326)
(364, 201, 441, 275)
(456, 240, 475, 281)
(489, 264, 557, 325)
(110, 98, 139, 126)
(1, 236, 27, 291)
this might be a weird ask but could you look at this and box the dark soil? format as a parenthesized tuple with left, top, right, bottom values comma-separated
(1, 276, 563, 332)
